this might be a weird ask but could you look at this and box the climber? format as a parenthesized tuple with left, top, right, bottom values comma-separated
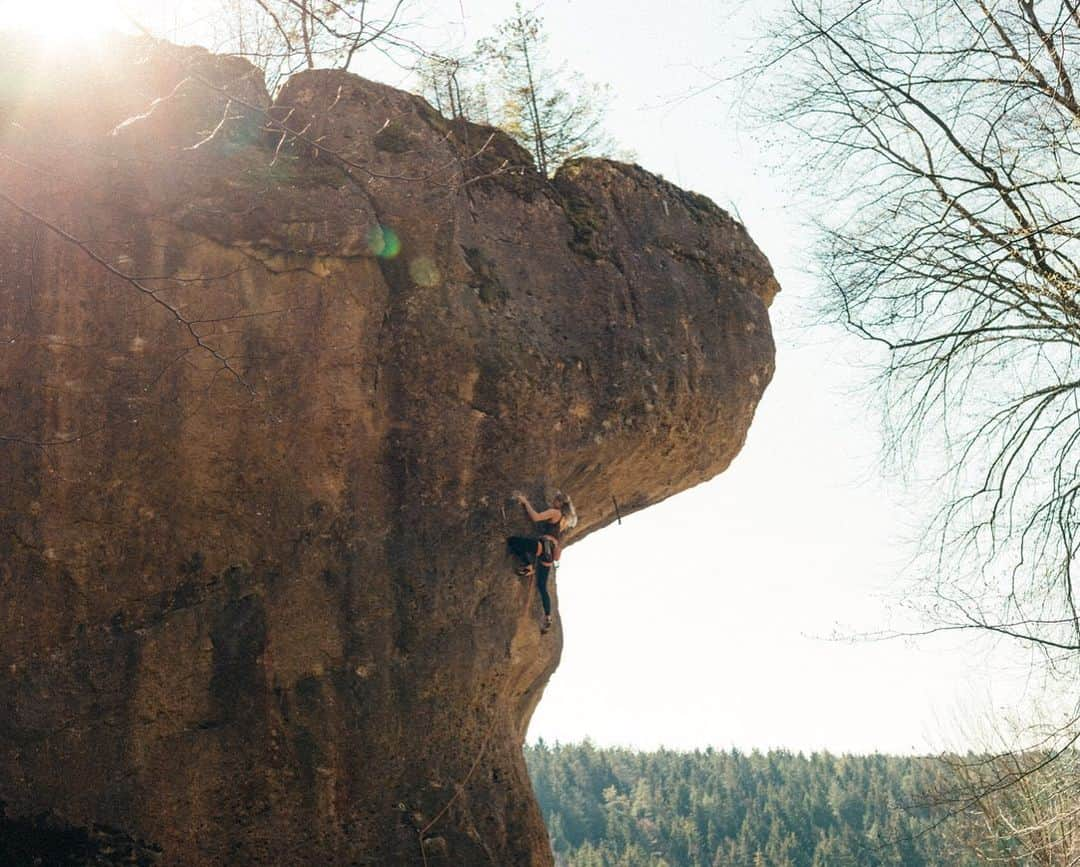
(507, 490, 578, 634)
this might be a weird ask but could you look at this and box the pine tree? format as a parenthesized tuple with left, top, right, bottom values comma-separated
(475, 3, 613, 176)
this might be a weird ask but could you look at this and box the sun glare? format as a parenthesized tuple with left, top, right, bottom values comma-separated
(1, 0, 128, 44)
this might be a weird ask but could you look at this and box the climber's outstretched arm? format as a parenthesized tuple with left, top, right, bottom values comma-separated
(513, 492, 561, 525)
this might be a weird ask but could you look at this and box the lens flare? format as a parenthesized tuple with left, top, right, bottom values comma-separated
(408, 256, 440, 287)
(367, 225, 401, 259)
(1, 0, 127, 43)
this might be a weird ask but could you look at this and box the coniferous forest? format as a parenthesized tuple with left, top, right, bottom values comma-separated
(525, 743, 984, 867)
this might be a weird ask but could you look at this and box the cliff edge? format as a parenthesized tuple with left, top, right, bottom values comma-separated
(0, 38, 777, 866)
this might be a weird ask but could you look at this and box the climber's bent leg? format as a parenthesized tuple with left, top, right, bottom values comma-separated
(507, 536, 538, 571)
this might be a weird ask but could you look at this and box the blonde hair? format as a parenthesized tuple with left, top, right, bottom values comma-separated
(555, 491, 578, 531)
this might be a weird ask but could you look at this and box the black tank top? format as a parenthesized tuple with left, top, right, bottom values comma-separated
(540, 516, 561, 538)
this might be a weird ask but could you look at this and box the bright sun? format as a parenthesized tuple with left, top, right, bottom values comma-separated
(0, 0, 128, 43)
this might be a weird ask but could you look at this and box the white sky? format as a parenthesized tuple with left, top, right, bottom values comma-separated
(15, 0, 1047, 753)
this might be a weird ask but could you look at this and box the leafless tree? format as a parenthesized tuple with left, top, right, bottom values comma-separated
(759, 0, 1080, 674)
(185, 0, 418, 90)
(415, 51, 492, 123)
(752, 2, 1080, 840)
(951, 755, 1080, 866)
(922, 716, 1080, 866)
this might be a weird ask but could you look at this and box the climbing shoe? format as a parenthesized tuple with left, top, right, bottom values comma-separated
(541, 614, 553, 634)
(516, 564, 535, 577)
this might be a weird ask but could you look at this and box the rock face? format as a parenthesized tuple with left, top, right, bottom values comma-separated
(0, 38, 777, 866)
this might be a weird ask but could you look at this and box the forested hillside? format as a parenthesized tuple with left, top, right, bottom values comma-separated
(525, 743, 979, 867)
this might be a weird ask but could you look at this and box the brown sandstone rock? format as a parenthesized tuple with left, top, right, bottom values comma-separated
(0, 37, 777, 866)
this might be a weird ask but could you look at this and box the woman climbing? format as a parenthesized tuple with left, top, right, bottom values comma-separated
(507, 490, 578, 633)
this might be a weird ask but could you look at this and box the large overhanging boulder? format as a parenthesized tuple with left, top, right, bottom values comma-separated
(0, 38, 777, 866)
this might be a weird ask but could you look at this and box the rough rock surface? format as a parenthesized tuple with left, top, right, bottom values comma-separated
(0, 38, 778, 866)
